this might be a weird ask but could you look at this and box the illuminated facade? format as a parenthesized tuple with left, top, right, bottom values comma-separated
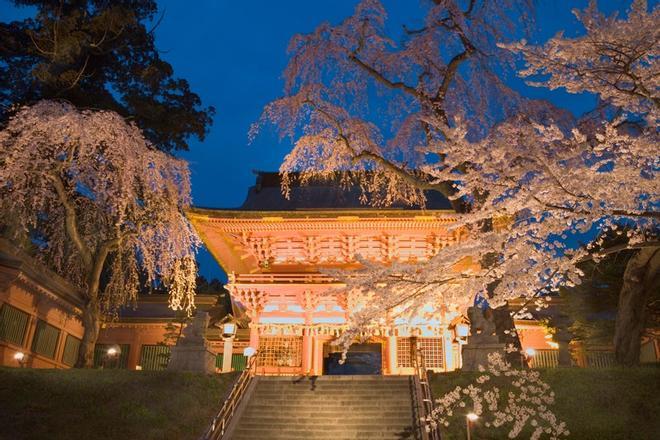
(2, 173, 656, 371)
(190, 172, 476, 375)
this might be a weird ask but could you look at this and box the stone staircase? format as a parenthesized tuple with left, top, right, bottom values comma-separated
(228, 375, 419, 440)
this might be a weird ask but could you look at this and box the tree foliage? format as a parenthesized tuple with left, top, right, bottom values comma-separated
(0, 0, 214, 151)
(255, 0, 659, 351)
(560, 253, 631, 345)
(0, 100, 200, 366)
(503, 0, 658, 119)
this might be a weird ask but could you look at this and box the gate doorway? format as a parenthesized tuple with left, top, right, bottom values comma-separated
(324, 343, 382, 375)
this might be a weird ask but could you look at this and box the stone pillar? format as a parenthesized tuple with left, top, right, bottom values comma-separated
(550, 315, 574, 367)
(443, 327, 454, 372)
(572, 341, 587, 368)
(222, 337, 234, 373)
(556, 328, 573, 367)
(387, 335, 397, 374)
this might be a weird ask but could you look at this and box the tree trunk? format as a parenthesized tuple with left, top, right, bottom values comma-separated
(75, 300, 101, 368)
(613, 247, 660, 366)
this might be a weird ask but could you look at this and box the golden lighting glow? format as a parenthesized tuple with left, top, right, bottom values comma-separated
(455, 323, 470, 338)
(466, 413, 479, 421)
(222, 322, 237, 338)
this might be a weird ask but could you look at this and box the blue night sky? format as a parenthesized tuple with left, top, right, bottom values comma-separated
(0, 0, 646, 280)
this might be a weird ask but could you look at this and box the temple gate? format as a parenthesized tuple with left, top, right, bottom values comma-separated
(189, 172, 475, 375)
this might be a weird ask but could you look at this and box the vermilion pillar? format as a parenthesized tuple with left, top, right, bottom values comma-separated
(249, 324, 259, 352)
(302, 330, 313, 374)
(388, 335, 398, 374)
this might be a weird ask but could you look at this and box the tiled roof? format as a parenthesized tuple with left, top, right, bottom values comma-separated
(237, 172, 454, 211)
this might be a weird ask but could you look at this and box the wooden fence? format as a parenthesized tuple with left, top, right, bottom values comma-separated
(529, 348, 616, 368)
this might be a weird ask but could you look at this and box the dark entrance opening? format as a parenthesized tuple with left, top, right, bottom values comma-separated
(324, 343, 382, 375)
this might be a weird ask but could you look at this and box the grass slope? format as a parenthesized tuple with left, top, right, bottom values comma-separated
(0, 368, 238, 440)
(1, 366, 658, 439)
(430, 366, 660, 440)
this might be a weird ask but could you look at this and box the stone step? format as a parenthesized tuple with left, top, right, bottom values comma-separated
(233, 430, 414, 435)
(242, 406, 412, 415)
(249, 396, 410, 402)
(237, 412, 413, 422)
(232, 433, 413, 440)
(229, 375, 419, 440)
(236, 421, 414, 431)
(244, 404, 410, 412)
(255, 383, 412, 389)
(257, 375, 410, 381)
(254, 387, 412, 393)
(231, 428, 416, 440)
(249, 388, 412, 395)
(255, 382, 412, 388)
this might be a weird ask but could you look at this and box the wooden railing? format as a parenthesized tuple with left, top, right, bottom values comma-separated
(200, 352, 258, 440)
(232, 273, 338, 284)
(529, 349, 559, 368)
(413, 346, 442, 440)
(529, 348, 617, 369)
(585, 350, 616, 368)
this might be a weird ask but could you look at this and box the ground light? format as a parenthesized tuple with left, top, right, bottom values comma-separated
(105, 346, 120, 369)
(466, 413, 479, 440)
(13, 351, 26, 367)
(525, 347, 537, 367)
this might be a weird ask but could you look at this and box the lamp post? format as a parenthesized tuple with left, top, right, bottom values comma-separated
(466, 413, 478, 440)
(14, 351, 26, 368)
(221, 322, 237, 373)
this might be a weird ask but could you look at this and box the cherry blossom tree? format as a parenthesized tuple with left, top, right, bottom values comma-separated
(252, 0, 566, 204)
(0, 101, 200, 367)
(432, 352, 569, 439)
(503, 0, 659, 366)
(502, 0, 658, 121)
(255, 0, 659, 364)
